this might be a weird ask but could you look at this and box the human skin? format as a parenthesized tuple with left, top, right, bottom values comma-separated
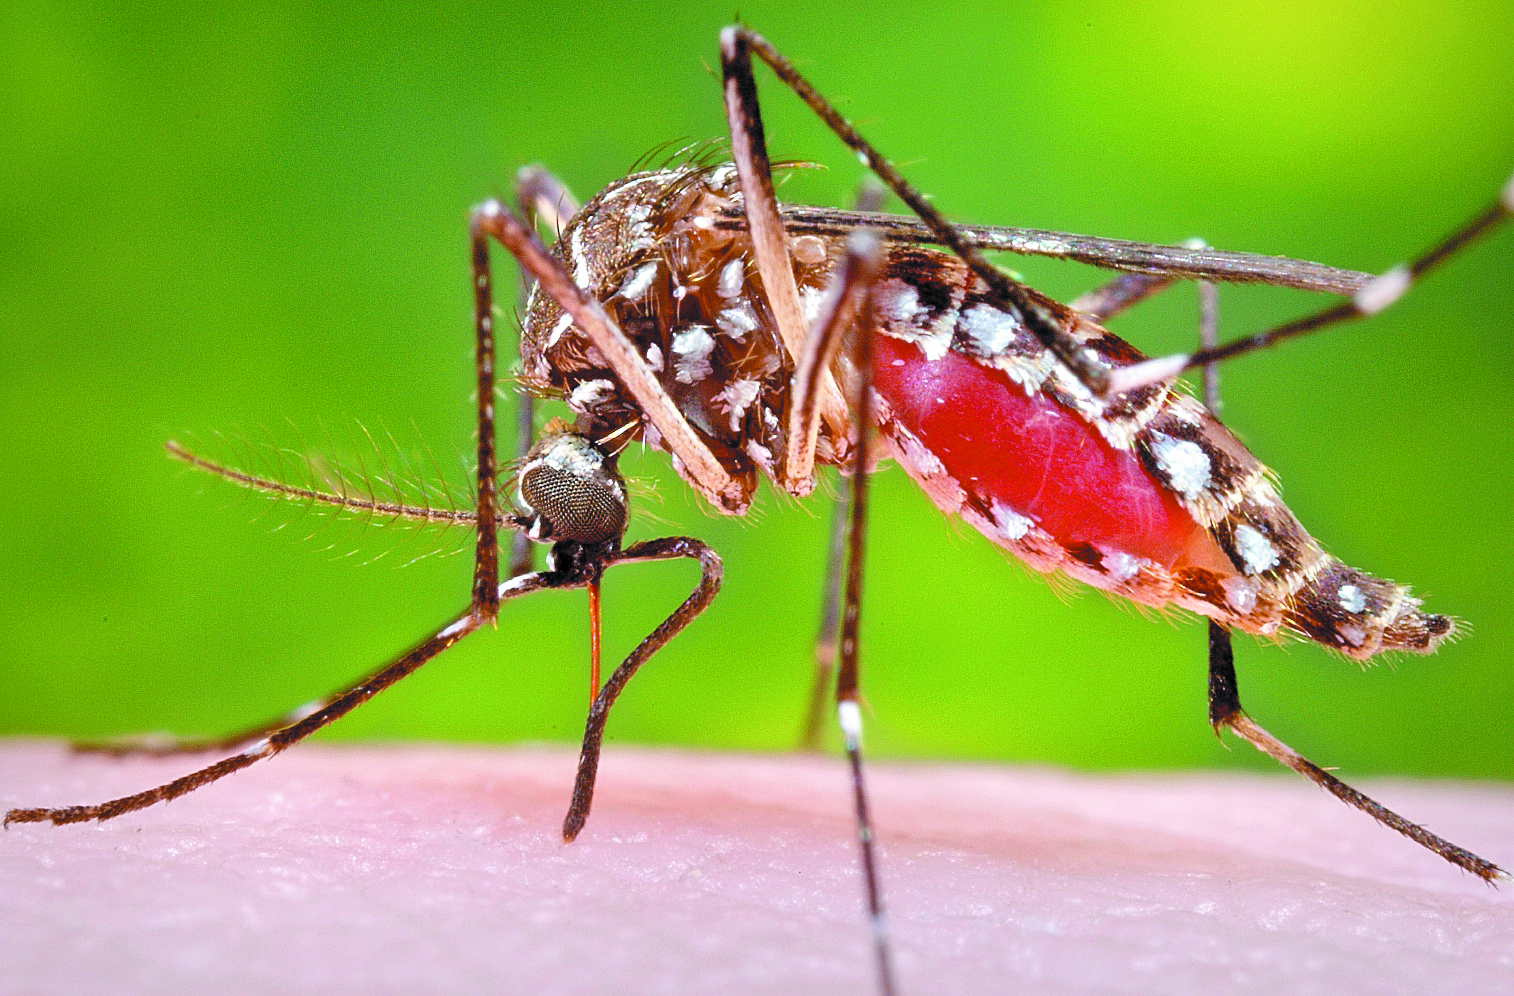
(2, 742, 1511, 995)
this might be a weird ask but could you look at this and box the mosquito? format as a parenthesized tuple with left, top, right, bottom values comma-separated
(8, 25, 1511, 996)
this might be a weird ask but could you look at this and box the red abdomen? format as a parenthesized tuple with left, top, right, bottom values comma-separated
(872, 335, 1207, 570)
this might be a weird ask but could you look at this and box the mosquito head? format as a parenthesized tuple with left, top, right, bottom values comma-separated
(514, 423, 629, 548)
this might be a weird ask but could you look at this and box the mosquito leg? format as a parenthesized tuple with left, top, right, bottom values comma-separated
(1069, 272, 1175, 322)
(7, 615, 483, 826)
(1197, 278, 1221, 414)
(784, 228, 886, 493)
(18, 197, 534, 809)
(1067, 239, 1213, 324)
(561, 537, 723, 841)
(471, 199, 745, 513)
(508, 167, 583, 578)
(818, 229, 899, 996)
(852, 176, 887, 215)
(717, 28, 812, 359)
(1190, 276, 1496, 880)
(800, 183, 889, 749)
(1108, 173, 1514, 394)
(5, 567, 588, 827)
(72, 435, 495, 759)
(466, 206, 507, 620)
(1206, 618, 1505, 881)
(67, 226, 517, 762)
(720, 27, 850, 492)
(515, 164, 580, 240)
(69, 702, 341, 759)
(799, 484, 849, 751)
(723, 25, 1109, 396)
(788, 233, 885, 747)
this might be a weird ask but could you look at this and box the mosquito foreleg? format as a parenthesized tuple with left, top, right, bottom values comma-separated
(468, 209, 505, 619)
(15, 193, 548, 817)
(1204, 617, 1505, 882)
(471, 199, 745, 513)
(561, 537, 723, 842)
(1108, 172, 1514, 395)
(68, 438, 500, 760)
(6, 565, 595, 827)
(69, 703, 333, 760)
(515, 164, 580, 241)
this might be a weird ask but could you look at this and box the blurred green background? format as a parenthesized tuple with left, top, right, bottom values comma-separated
(3, 0, 1511, 782)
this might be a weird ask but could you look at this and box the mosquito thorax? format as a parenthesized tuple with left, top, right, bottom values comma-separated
(514, 424, 629, 549)
(517, 163, 848, 511)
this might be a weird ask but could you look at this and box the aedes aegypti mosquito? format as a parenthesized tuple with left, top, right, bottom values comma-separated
(8, 25, 1511, 996)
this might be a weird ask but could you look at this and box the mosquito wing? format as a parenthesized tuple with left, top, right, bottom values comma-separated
(715, 204, 1376, 295)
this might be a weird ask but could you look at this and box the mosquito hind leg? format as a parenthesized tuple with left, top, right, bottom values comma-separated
(1190, 271, 1493, 882)
(1186, 272, 1501, 882)
(722, 24, 1108, 395)
(1108, 172, 1514, 394)
(1205, 617, 1504, 881)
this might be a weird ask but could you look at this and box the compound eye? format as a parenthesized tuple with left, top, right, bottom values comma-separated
(515, 429, 628, 546)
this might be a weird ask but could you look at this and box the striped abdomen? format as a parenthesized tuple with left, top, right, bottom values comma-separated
(868, 249, 1454, 660)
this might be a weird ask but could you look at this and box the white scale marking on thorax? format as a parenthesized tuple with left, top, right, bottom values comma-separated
(715, 379, 762, 433)
(570, 226, 592, 290)
(717, 258, 745, 299)
(617, 261, 659, 301)
(671, 325, 715, 384)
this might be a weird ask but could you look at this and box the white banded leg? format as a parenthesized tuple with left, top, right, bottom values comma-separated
(827, 230, 900, 996)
